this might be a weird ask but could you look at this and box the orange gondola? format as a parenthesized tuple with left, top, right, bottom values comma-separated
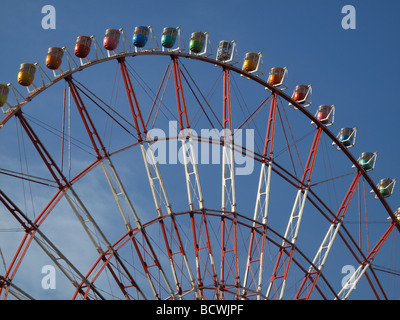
(268, 67, 285, 86)
(46, 47, 64, 70)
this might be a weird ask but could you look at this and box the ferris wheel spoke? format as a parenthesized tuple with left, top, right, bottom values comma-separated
(267, 126, 323, 299)
(171, 55, 219, 298)
(0, 275, 33, 300)
(182, 139, 220, 297)
(15, 110, 151, 299)
(140, 142, 200, 299)
(1, 195, 58, 299)
(1, 35, 398, 300)
(117, 57, 147, 142)
(242, 92, 278, 299)
(67, 75, 143, 229)
(336, 221, 397, 300)
(66, 76, 143, 229)
(69, 69, 183, 299)
(63, 188, 151, 300)
(0, 190, 105, 299)
(181, 141, 220, 298)
(295, 170, 362, 300)
(67, 79, 158, 298)
(116, 56, 205, 299)
(66, 81, 141, 228)
(0, 186, 68, 300)
(95, 158, 177, 299)
(332, 213, 396, 300)
(219, 67, 240, 299)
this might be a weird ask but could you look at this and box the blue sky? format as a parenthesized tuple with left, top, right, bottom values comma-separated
(1, 0, 400, 300)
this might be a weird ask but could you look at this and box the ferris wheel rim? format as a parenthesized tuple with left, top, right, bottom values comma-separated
(2, 49, 397, 228)
(1, 44, 399, 300)
(75, 207, 339, 300)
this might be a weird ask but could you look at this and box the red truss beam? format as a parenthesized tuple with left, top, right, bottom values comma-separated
(16, 111, 67, 189)
(117, 57, 206, 298)
(294, 170, 362, 300)
(117, 57, 147, 142)
(0, 190, 106, 299)
(67, 75, 176, 299)
(262, 92, 278, 159)
(171, 55, 190, 131)
(337, 221, 397, 300)
(171, 56, 219, 298)
(242, 92, 278, 299)
(14, 111, 146, 300)
(66, 76, 107, 159)
(267, 126, 323, 299)
(219, 67, 240, 298)
(222, 68, 233, 134)
(301, 127, 322, 186)
(0, 182, 67, 300)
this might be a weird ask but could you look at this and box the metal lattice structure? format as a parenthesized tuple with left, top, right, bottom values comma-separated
(0, 26, 399, 300)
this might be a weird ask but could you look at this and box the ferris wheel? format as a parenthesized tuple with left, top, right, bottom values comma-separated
(0, 25, 399, 300)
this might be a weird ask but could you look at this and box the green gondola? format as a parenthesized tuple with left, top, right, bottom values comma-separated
(189, 31, 205, 53)
(358, 152, 375, 171)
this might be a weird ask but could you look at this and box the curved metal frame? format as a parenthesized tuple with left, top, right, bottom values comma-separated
(0, 48, 398, 300)
(0, 50, 395, 213)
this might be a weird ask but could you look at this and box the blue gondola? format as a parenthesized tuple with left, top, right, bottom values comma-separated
(133, 26, 149, 48)
(338, 128, 355, 147)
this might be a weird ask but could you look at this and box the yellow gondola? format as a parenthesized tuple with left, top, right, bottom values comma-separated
(18, 63, 36, 86)
(242, 52, 259, 72)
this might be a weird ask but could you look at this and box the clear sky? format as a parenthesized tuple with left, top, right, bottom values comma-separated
(1, 0, 400, 300)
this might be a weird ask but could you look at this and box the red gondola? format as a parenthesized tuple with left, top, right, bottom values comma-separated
(293, 85, 309, 102)
(75, 36, 92, 58)
(316, 105, 333, 124)
(103, 28, 120, 51)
